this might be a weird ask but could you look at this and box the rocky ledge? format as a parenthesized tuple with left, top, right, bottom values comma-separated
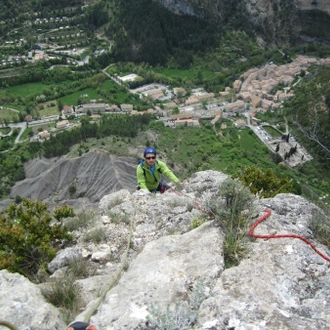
(1, 170, 329, 329)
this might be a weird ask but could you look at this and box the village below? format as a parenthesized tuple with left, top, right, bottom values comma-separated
(3, 54, 328, 170)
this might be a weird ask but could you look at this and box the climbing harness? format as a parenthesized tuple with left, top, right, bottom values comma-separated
(249, 209, 330, 263)
(66, 204, 137, 329)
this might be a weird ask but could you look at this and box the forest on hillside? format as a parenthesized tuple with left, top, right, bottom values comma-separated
(283, 66, 330, 172)
(0, 0, 83, 19)
(107, 0, 221, 67)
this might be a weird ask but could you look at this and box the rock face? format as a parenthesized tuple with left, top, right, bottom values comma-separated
(159, 0, 330, 17)
(1, 171, 330, 329)
(157, 0, 330, 43)
(294, 0, 330, 15)
(158, 0, 203, 17)
(89, 222, 224, 329)
(0, 270, 66, 329)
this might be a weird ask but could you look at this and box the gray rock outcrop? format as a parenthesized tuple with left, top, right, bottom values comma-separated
(0, 270, 66, 330)
(1, 170, 329, 330)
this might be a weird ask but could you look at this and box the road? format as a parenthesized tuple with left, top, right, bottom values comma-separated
(3, 116, 58, 144)
(0, 106, 19, 113)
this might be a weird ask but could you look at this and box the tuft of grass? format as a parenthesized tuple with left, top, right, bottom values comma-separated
(43, 272, 81, 324)
(82, 226, 108, 244)
(108, 211, 130, 225)
(206, 178, 255, 267)
(67, 257, 90, 279)
(64, 210, 96, 231)
(186, 202, 194, 212)
(309, 211, 330, 248)
(106, 197, 123, 209)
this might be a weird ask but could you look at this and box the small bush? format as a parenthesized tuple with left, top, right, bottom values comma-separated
(68, 183, 77, 196)
(83, 226, 107, 243)
(191, 214, 209, 229)
(234, 165, 294, 198)
(64, 210, 95, 231)
(0, 198, 73, 277)
(206, 178, 255, 267)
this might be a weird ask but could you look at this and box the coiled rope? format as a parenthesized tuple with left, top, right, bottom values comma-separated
(249, 209, 330, 263)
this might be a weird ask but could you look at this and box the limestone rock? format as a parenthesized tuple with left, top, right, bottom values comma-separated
(48, 247, 84, 274)
(197, 194, 330, 329)
(0, 270, 66, 330)
(1, 171, 330, 330)
(88, 221, 224, 329)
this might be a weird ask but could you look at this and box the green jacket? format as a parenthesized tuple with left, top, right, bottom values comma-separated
(136, 160, 179, 191)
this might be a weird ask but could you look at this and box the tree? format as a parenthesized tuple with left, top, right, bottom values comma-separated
(57, 99, 63, 113)
(197, 71, 203, 84)
(68, 183, 77, 196)
(172, 107, 180, 115)
(202, 100, 208, 109)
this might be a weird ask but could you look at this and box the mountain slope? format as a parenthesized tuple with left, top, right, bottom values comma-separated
(157, 0, 330, 44)
(10, 151, 138, 207)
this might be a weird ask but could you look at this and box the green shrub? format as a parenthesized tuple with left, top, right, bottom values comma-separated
(206, 178, 255, 267)
(0, 198, 74, 277)
(68, 183, 77, 196)
(191, 214, 209, 229)
(234, 165, 295, 198)
(64, 210, 95, 231)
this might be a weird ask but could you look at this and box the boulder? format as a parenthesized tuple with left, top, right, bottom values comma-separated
(0, 270, 66, 330)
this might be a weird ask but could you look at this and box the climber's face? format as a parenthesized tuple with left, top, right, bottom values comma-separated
(144, 153, 156, 167)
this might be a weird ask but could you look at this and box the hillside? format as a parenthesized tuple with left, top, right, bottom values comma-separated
(158, 0, 330, 44)
(0, 0, 329, 208)
(0, 151, 138, 211)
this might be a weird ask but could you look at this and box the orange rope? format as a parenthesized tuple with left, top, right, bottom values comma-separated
(249, 210, 330, 263)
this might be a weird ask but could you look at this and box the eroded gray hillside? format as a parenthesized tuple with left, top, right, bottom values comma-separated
(10, 151, 138, 207)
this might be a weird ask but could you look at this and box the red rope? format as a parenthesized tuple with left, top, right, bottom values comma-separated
(170, 187, 212, 214)
(249, 210, 330, 263)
